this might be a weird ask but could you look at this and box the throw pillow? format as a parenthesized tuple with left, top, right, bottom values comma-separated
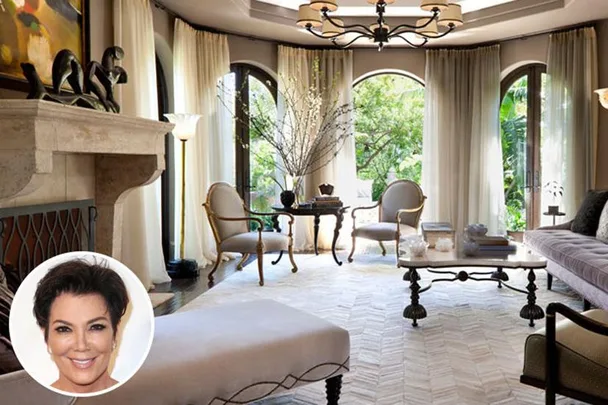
(597, 202, 608, 243)
(571, 190, 608, 236)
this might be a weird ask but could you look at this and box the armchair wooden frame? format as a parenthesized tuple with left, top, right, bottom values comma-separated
(203, 183, 298, 286)
(348, 179, 426, 266)
(520, 302, 608, 405)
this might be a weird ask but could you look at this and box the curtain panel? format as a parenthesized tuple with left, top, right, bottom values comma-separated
(277, 46, 357, 251)
(543, 27, 598, 222)
(173, 19, 232, 266)
(422, 45, 505, 235)
(113, 0, 170, 288)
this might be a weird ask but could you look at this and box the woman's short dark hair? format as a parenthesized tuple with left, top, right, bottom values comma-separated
(33, 259, 129, 340)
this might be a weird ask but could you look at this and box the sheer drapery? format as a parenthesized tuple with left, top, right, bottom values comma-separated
(543, 27, 598, 222)
(173, 19, 232, 266)
(422, 45, 505, 235)
(113, 0, 170, 288)
(277, 46, 356, 251)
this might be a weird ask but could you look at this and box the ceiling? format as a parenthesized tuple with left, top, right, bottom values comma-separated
(156, 0, 608, 47)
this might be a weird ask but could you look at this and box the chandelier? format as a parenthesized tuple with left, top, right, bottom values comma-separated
(296, 0, 463, 51)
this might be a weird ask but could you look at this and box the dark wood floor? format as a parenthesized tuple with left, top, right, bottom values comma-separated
(152, 256, 255, 316)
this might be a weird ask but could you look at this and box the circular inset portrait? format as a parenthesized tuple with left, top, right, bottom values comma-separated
(9, 252, 154, 397)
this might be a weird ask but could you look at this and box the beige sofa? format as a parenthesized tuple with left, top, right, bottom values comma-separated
(1, 300, 350, 405)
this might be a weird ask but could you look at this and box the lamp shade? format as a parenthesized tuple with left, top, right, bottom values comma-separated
(297, 4, 322, 27)
(164, 113, 202, 141)
(322, 18, 345, 37)
(438, 3, 463, 27)
(596, 88, 608, 109)
(310, 0, 338, 12)
(416, 18, 438, 37)
(420, 0, 448, 11)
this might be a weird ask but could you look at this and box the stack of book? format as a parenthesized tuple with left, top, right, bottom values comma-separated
(470, 235, 517, 254)
(312, 196, 343, 208)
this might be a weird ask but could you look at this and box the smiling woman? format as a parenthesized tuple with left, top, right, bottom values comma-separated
(32, 260, 129, 394)
(8, 252, 154, 398)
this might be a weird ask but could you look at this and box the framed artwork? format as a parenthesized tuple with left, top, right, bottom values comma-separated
(0, 0, 90, 91)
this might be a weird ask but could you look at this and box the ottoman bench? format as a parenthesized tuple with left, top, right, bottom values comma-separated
(81, 299, 350, 404)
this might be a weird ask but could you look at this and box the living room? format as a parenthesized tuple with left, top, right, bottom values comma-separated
(1, 0, 608, 404)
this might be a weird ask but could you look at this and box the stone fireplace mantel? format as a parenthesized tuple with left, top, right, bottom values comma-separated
(0, 100, 174, 260)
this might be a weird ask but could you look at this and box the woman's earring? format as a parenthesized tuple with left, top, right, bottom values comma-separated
(112, 341, 116, 351)
(47, 347, 53, 355)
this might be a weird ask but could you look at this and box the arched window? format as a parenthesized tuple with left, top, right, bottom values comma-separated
(353, 73, 424, 204)
(500, 64, 546, 232)
(223, 64, 277, 229)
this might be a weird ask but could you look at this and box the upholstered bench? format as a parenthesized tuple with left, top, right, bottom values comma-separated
(0, 299, 350, 404)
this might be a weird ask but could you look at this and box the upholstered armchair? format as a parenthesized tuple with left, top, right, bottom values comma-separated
(203, 182, 298, 286)
(348, 179, 426, 265)
(520, 302, 608, 404)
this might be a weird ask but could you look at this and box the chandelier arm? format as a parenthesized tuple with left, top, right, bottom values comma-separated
(322, 11, 374, 35)
(334, 34, 371, 48)
(391, 34, 428, 48)
(399, 24, 455, 40)
(387, 10, 439, 36)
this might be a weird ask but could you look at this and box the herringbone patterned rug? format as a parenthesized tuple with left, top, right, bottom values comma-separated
(180, 252, 587, 405)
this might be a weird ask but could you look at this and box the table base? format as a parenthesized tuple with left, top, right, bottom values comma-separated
(402, 266, 545, 328)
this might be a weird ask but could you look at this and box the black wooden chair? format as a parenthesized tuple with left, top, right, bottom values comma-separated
(520, 302, 608, 404)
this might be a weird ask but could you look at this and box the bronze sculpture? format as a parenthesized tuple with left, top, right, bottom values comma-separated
(20, 46, 128, 113)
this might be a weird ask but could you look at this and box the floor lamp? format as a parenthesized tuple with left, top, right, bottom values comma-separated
(165, 113, 202, 278)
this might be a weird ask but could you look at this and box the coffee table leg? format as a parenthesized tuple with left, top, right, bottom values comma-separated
(314, 214, 320, 256)
(491, 267, 509, 288)
(331, 211, 344, 266)
(403, 267, 427, 327)
(519, 268, 545, 327)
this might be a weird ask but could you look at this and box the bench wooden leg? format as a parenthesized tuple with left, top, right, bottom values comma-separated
(547, 273, 553, 290)
(325, 375, 342, 405)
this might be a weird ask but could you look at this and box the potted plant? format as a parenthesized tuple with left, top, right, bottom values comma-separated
(543, 181, 564, 215)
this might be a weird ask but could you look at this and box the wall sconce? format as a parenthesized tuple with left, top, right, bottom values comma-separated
(594, 88, 608, 109)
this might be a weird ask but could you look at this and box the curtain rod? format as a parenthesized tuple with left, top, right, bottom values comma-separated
(149, 0, 602, 51)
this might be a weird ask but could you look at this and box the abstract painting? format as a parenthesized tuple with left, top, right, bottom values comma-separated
(0, 0, 88, 87)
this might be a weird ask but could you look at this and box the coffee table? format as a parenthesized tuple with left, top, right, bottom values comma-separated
(398, 243, 547, 327)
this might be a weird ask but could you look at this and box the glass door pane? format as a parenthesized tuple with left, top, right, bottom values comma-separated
(248, 76, 277, 230)
(500, 75, 529, 232)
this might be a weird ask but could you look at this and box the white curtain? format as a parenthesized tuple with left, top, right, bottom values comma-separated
(173, 19, 232, 266)
(277, 46, 357, 251)
(543, 27, 598, 222)
(422, 45, 505, 235)
(113, 0, 170, 288)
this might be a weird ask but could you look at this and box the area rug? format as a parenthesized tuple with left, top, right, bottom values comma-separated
(149, 292, 174, 309)
(180, 253, 585, 405)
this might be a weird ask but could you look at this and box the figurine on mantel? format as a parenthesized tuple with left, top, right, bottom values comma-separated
(20, 46, 128, 113)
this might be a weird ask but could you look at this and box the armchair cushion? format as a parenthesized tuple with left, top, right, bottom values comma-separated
(353, 222, 417, 241)
(522, 309, 608, 399)
(221, 232, 289, 254)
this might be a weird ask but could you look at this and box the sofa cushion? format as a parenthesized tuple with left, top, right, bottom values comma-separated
(571, 190, 608, 236)
(597, 202, 608, 243)
(525, 230, 608, 294)
(522, 309, 608, 399)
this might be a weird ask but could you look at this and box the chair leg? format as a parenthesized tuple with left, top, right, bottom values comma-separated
(288, 245, 298, 273)
(395, 237, 400, 268)
(325, 375, 342, 405)
(379, 241, 386, 256)
(348, 235, 356, 263)
(547, 273, 553, 290)
(236, 254, 250, 270)
(208, 252, 222, 286)
(257, 244, 264, 286)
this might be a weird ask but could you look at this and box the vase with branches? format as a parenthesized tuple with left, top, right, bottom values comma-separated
(219, 61, 354, 207)
(543, 180, 564, 214)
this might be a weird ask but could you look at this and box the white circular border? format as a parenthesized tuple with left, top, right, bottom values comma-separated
(9, 252, 155, 398)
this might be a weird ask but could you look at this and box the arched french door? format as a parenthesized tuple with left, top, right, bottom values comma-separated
(500, 64, 547, 231)
(224, 64, 277, 229)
